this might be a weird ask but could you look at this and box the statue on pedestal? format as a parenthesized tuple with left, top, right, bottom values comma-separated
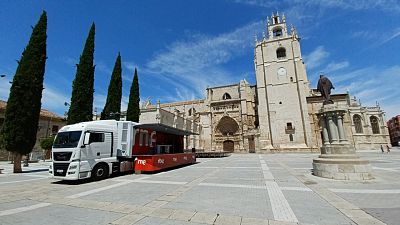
(317, 74, 334, 105)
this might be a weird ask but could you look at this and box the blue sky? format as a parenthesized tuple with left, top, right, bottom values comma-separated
(0, 0, 399, 119)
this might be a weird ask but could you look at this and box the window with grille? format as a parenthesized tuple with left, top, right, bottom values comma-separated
(276, 47, 286, 59)
(353, 115, 363, 133)
(370, 116, 380, 134)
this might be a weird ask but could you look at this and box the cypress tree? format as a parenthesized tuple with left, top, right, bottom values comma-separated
(126, 68, 140, 122)
(2, 11, 47, 173)
(67, 23, 95, 124)
(100, 53, 122, 120)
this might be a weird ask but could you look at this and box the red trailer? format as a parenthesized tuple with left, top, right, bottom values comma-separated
(128, 123, 197, 172)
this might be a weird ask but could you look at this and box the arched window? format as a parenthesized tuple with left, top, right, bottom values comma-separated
(273, 28, 283, 37)
(188, 108, 196, 116)
(276, 47, 286, 59)
(353, 115, 363, 133)
(222, 93, 231, 100)
(217, 116, 239, 135)
(370, 116, 380, 134)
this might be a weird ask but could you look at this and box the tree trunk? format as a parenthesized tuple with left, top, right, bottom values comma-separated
(13, 152, 22, 173)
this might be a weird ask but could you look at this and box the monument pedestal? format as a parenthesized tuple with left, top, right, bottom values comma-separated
(312, 105, 372, 180)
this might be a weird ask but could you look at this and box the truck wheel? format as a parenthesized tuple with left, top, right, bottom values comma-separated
(92, 164, 109, 181)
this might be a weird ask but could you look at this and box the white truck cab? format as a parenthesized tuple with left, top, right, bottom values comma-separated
(50, 120, 121, 180)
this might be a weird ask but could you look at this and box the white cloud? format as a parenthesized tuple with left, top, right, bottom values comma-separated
(351, 30, 380, 40)
(0, 80, 70, 117)
(322, 61, 349, 74)
(60, 56, 77, 67)
(382, 27, 400, 44)
(93, 94, 107, 115)
(303, 46, 329, 70)
(95, 61, 112, 75)
(93, 94, 129, 116)
(332, 65, 400, 118)
(299, 0, 400, 12)
(352, 27, 400, 50)
(232, 0, 276, 7)
(42, 85, 70, 116)
(0, 78, 12, 101)
(233, 0, 400, 12)
(122, 61, 140, 82)
(303, 44, 400, 119)
(144, 20, 264, 102)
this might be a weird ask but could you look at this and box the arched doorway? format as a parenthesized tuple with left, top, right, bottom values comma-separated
(223, 140, 234, 152)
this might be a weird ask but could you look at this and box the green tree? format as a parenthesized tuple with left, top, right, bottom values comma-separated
(126, 68, 140, 122)
(2, 11, 47, 173)
(100, 53, 122, 120)
(67, 23, 95, 124)
(40, 136, 55, 151)
(40, 136, 55, 160)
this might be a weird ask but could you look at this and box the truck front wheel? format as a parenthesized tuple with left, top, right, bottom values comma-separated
(92, 164, 109, 181)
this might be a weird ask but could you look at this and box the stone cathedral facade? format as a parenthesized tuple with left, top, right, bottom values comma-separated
(140, 13, 390, 153)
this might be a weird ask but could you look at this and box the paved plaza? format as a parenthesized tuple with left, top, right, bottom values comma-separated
(0, 150, 399, 225)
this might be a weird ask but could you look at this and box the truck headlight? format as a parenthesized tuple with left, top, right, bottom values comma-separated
(69, 165, 77, 170)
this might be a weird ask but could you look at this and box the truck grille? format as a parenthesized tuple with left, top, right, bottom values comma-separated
(53, 152, 72, 161)
(53, 163, 70, 176)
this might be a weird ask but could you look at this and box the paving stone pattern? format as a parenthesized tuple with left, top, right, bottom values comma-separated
(0, 150, 399, 224)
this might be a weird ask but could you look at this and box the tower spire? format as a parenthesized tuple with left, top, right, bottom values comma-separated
(267, 11, 288, 39)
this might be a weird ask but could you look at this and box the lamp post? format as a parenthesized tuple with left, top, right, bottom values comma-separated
(64, 102, 70, 119)
(94, 107, 98, 120)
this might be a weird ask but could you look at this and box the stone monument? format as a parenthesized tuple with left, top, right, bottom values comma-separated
(312, 75, 372, 180)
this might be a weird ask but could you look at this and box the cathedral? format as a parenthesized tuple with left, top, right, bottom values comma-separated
(140, 13, 390, 153)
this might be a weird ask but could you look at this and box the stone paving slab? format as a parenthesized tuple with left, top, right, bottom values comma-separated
(168, 209, 196, 221)
(214, 214, 242, 225)
(189, 211, 218, 224)
(240, 217, 269, 225)
(110, 213, 145, 225)
(164, 185, 273, 219)
(1, 203, 123, 225)
(134, 216, 204, 225)
(363, 208, 400, 225)
(1, 152, 400, 225)
(80, 182, 179, 205)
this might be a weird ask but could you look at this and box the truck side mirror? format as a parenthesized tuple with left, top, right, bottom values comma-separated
(84, 133, 91, 145)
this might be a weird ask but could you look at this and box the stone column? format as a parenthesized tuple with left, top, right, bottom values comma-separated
(327, 114, 338, 143)
(337, 114, 346, 142)
(320, 117, 330, 145)
(313, 106, 372, 181)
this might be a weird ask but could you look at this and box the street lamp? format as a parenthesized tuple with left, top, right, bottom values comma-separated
(64, 102, 70, 119)
(94, 107, 98, 120)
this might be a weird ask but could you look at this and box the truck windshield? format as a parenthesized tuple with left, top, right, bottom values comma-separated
(53, 131, 82, 148)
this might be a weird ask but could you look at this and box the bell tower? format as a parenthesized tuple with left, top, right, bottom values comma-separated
(254, 12, 313, 151)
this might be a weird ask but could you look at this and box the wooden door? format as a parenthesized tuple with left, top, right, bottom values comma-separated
(223, 140, 234, 152)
